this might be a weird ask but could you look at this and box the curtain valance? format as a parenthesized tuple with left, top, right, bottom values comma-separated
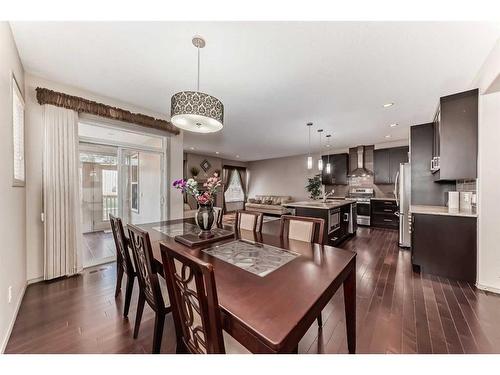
(36, 87, 180, 135)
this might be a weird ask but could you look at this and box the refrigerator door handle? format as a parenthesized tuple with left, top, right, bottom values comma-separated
(394, 170, 400, 206)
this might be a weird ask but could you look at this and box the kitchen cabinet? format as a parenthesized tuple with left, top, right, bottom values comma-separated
(321, 153, 348, 185)
(370, 199, 399, 229)
(411, 213, 477, 282)
(373, 146, 409, 184)
(432, 89, 478, 181)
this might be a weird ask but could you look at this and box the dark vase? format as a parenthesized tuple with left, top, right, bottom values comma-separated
(195, 202, 215, 238)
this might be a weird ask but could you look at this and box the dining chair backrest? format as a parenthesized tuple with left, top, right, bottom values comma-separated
(109, 214, 134, 276)
(279, 215, 325, 244)
(235, 210, 263, 232)
(213, 207, 223, 228)
(127, 224, 165, 312)
(160, 243, 225, 354)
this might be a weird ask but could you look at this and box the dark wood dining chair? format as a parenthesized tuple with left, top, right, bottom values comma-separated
(213, 207, 223, 227)
(109, 214, 136, 318)
(279, 215, 325, 244)
(234, 210, 263, 232)
(279, 215, 326, 328)
(127, 224, 171, 354)
(160, 243, 248, 354)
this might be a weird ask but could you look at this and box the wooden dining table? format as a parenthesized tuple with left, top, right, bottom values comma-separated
(138, 218, 357, 354)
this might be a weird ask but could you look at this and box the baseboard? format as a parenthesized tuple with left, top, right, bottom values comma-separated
(27, 276, 43, 285)
(476, 282, 500, 295)
(0, 283, 27, 353)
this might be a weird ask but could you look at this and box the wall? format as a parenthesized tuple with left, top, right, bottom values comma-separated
(474, 39, 500, 292)
(24, 74, 184, 282)
(0, 22, 26, 352)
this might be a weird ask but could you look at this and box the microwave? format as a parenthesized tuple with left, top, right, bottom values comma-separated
(328, 208, 341, 234)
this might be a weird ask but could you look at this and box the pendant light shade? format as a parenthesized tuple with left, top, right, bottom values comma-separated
(325, 134, 332, 174)
(306, 122, 313, 169)
(170, 36, 224, 133)
(307, 156, 313, 169)
(317, 129, 324, 171)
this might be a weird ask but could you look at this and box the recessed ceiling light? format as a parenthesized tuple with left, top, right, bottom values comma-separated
(190, 146, 195, 150)
(383, 102, 394, 108)
(389, 123, 398, 128)
(236, 155, 240, 158)
(215, 151, 220, 155)
(385, 135, 392, 139)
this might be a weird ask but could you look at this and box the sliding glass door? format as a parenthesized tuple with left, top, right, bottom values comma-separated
(78, 121, 167, 267)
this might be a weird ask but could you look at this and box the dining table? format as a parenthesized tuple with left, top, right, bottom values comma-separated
(138, 218, 357, 354)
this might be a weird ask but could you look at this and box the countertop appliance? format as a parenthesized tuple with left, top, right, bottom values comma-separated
(328, 208, 341, 234)
(346, 188, 374, 226)
(395, 163, 411, 247)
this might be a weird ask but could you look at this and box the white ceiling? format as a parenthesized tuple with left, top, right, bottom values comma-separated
(10, 22, 500, 161)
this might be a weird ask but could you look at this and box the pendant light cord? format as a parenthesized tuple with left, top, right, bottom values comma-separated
(197, 45, 200, 91)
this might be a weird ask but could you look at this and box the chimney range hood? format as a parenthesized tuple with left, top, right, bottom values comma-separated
(349, 146, 373, 177)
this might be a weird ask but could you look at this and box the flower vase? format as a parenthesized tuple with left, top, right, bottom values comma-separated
(195, 202, 215, 238)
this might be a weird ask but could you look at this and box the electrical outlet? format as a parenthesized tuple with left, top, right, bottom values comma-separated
(8, 286, 12, 304)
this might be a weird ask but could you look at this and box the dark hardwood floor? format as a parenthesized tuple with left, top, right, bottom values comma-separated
(6, 224, 500, 354)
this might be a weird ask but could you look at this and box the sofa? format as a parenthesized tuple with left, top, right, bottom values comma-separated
(244, 195, 293, 216)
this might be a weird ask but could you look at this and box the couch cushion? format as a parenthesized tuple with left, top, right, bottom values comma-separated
(255, 195, 292, 205)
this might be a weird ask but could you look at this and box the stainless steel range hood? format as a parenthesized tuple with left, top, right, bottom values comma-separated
(349, 146, 373, 177)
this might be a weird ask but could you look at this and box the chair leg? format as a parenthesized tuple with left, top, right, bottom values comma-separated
(152, 313, 165, 354)
(317, 312, 323, 329)
(133, 292, 145, 339)
(123, 274, 134, 318)
(115, 263, 124, 297)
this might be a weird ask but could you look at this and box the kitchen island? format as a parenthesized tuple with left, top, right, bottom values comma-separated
(283, 200, 357, 246)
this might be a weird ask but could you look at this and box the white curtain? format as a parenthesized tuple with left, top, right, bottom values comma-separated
(43, 105, 83, 280)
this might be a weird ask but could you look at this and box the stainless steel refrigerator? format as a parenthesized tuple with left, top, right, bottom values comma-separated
(395, 162, 411, 247)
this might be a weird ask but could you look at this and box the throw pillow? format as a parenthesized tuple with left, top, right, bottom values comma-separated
(248, 198, 257, 203)
(264, 199, 273, 205)
(254, 199, 262, 204)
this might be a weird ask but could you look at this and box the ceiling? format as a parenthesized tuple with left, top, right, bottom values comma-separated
(10, 22, 500, 161)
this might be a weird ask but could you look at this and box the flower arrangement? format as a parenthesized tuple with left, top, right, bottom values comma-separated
(173, 173, 222, 206)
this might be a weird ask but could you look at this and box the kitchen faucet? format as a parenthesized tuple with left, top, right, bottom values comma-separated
(322, 189, 335, 203)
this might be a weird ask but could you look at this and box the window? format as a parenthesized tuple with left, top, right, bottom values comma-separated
(224, 169, 244, 203)
(12, 75, 25, 186)
(130, 153, 139, 212)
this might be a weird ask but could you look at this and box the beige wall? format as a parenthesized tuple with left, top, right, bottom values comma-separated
(0, 22, 26, 352)
(24, 74, 184, 282)
(474, 39, 500, 292)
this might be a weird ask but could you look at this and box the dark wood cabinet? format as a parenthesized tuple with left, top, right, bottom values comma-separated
(432, 89, 478, 181)
(411, 213, 477, 282)
(321, 153, 348, 185)
(370, 199, 399, 229)
(373, 146, 409, 184)
(410, 123, 455, 206)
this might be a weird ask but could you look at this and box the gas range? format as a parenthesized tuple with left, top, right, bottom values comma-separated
(347, 188, 374, 226)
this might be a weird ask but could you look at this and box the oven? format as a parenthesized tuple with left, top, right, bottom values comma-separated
(328, 208, 341, 234)
(356, 201, 371, 226)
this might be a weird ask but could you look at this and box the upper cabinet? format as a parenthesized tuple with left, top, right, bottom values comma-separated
(321, 153, 349, 185)
(431, 89, 478, 181)
(373, 146, 409, 184)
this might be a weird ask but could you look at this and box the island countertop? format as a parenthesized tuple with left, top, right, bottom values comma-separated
(284, 200, 356, 210)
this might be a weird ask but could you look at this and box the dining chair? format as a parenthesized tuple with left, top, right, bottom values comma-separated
(279, 215, 326, 328)
(109, 214, 136, 318)
(127, 224, 171, 353)
(234, 210, 263, 232)
(160, 243, 248, 354)
(279, 215, 325, 244)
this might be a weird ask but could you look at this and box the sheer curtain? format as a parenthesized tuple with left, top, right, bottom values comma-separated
(43, 105, 83, 279)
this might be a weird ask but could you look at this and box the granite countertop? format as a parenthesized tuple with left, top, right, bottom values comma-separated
(284, 200, 356, 210)
(371, 197, 397, 201)
(410, 205, 477, 218)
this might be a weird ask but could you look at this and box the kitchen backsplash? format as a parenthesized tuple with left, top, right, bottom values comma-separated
(456, 179, 477, 193)
(325, 175, 395, 198)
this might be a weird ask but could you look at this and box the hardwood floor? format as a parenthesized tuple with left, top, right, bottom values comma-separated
(6, 225, 500, 354)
